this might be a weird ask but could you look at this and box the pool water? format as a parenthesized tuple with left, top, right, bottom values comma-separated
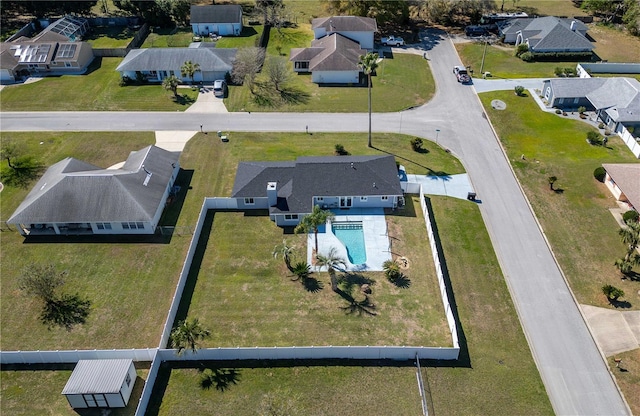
(332, 222, 367, 265)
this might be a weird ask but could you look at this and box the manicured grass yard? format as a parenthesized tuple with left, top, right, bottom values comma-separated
(0, 132, 192, 351)
(153, 366, 423, 416)
(479, 91, 640, 310)
(1, 368, 149, 416)
(425, 196, 552, 415)
(84, 26, 135, 48)
(226, 52, 435, 112)
(0, 58, 199, 111)
(455, 42, 581, 79)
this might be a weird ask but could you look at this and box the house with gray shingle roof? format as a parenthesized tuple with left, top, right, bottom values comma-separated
(231, 155, 404, 227)
(190, 5, 243, 37)
(312, 16, 377, 49)
(8, 145, 180, 236)
(500, 16, 593, 53)
(602, 164, 640, 211)
(290, 15, 376, 84)
(116, 45, 236, 83)
(290, 34, 366, 84)
(542, 77, 640, 133)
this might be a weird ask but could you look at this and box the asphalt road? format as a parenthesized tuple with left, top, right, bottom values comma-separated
(0, 30, 630, 415)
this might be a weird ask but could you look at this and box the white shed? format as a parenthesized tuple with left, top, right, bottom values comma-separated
(62, 359, 136, 409)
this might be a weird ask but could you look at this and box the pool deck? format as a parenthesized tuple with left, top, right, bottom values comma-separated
(308, 208, 391, 272)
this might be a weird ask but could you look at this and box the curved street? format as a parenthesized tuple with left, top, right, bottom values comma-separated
(0, 29, 630, 415)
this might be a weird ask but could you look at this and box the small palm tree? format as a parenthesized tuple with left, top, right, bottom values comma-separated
(619, 221, 640, 262)
(181, 60, 201, 85)
(602, 284, 624, 302)
(162, 75, 181, 98)
(316, 247, 346, 292)
(295, 205, 334, 255)
(291, 261, 311, 281)
(548, 176, 557, 191)
(273, 239, 295, 271)
(170, 317, 211, 355)
(382, 259, 401, 282)
(358, 52, 379, 148)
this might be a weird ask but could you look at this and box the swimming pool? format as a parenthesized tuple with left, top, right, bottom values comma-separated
(332, 222, 367, 265)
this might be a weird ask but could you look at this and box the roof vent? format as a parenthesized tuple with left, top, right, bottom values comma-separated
(570, 20, 576, 31)
(351, 162, 355, 169)
(373, 182, 376, 188)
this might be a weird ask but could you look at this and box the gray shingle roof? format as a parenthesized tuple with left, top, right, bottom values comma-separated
(232, 155, 402, 214)
(116, 48, 236, 73)
(312, 16, 377, 32)
(8, 145, 179, 224)
(548, 78, 607, 99)
(290, 33, 365, 72)
(190, 5, 242, 24)
(603, 164, 640, 209)
(62, 359, 133, 395)
(526, 23, 593, 52)
(588, 77, 640, 111)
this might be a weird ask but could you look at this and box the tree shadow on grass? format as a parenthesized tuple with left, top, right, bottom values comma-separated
(391, 274, 411, 289)
(338, 272, 375, 293)
(340, 293, 377, 316)
(173, 94, 196, 106)
(41, 293, 91, 330)
(0, 159, 44, 188)
(158, 169, 194, 228)
(199, 367, 241, 392)
(609, 299, 632, 309)
(279, 85, 311, 105)
(300, 276, 324, 293)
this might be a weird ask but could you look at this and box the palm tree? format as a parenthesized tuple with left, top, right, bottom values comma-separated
(181, 61, 201, 85)
(291, 261, 311, 281)
(162, 75, 181, 98)
(294, 205, 334, 255)
(170, 317, 211, 355)
(382, 259, 401, 282)
(548, 176, 557, 191)
(315, 247, 346, 292)
(619, 220, 640, 261)
(358, 52, 379, 148)
(273, 239, 295, 271)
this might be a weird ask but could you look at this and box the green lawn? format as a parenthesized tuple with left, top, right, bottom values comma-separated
(153, 366, 423, 416)
(498, 0, 588, 17)
(84, 26, 135, 48)
(225, 53, 435, 112)
(455, 42, 580, 78)
(1, 368, 148, 416)
(479, 91, 640, 310)
(426, 196, 552, 415)
(0, 58, 199, 111)
(142, 27, 194, 48)
(216, 25, 264, 48)
(0, 132, 193, 351)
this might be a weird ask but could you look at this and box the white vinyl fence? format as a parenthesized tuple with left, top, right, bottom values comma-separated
(620, 127, 640, 158)
(0, 348, 156, 364)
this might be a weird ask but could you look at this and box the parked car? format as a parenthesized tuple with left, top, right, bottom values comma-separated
(213, 79, 227, 97)
(465, 25, 488, 37)
(453, 66, 471, 83)
(381, 36, 405, 46)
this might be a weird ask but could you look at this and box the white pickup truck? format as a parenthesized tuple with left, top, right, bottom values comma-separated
(381, 36, 405, 46)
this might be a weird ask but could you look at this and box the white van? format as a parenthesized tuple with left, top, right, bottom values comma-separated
(213, 80, 226, 97)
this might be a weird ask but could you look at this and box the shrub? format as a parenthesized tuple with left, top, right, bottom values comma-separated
(554, 67, 564, 76)
(598, 122, 605, 129)
(514, 85, 525, 96)
(520, 52, 534, 62)
(593, 166, 606, 182)
(334, 144, 349, 155)
(515, 43, 529, 57)
(623, 210, 639, 224)
(119, 76, 132, 87)
(587, 131, 602, 145)
(410, 137, 424, 151)
(602, 284, 624, 301)
(578, 106, 586, 114)
(555, 109, 562, 114)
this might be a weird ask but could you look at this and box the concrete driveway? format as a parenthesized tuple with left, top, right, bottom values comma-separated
(0, 29, 631, 416)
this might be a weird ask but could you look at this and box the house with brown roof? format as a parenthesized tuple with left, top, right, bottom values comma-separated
(0, 30, 94, 83)
(603, 164, 640, 212)
(290, 15, 376, 84)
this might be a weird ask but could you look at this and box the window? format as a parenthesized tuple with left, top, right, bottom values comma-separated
(65, 62, 72, 68)
(558, 98, 564, 104)
(284, 214, 298, 220)
(96, 222, 112, 230)
(295, 61, 309, 70)
(122, 222, 130, 229)
(149, 71, 158, 78)
(122, 222, 142, 229)
(244, 197, 254, 205)
(360, 196, 368, 201)
(316, 197, 324, 201)
(573, 97, 579, 104)
(125, 372, 131, 387)
(381, 196, 389, 201)
(136, 222, 144, 229)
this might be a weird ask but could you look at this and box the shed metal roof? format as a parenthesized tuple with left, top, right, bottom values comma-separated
(62, 359, 133, 395)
